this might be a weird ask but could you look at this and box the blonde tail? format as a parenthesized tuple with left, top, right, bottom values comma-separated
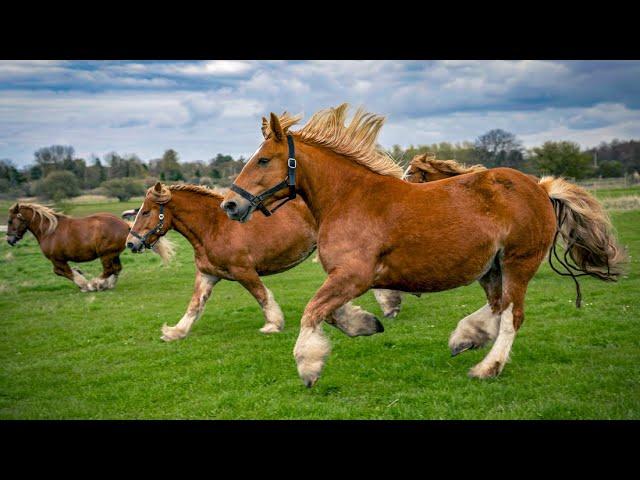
(538, 176, 627, 281)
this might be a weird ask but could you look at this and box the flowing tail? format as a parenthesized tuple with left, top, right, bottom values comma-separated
(123, 216, 176, 265)
(538, 176, 627, 306)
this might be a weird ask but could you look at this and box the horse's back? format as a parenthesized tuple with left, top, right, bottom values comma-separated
(50, 213, 129, 261)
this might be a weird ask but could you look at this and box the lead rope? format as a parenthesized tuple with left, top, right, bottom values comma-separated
(547, 198, 586, 308)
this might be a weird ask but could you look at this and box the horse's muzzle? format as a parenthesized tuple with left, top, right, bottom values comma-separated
(6, 235, 16, 246)
(221, 198, 252, 223)
(126, 239, 144, 253)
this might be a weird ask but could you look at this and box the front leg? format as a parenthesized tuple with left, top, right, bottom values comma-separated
(233, 268, 284, 334)
(52, 260, 92, 291)
(161, 270, 219, 341)
(295, 269, 373, 387)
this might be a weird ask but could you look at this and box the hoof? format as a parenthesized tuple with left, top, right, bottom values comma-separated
(383, 310, 399, 319)
(450, 342, 474, 357)
(375, 317, 385, 333)
(161, 324, 186, 342)
(468, 361, 502, 379)
(259, 323, 282, 334)
(301, 373, 319, 388)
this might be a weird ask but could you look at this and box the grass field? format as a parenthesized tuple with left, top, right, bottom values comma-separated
(0, 194, 638, 419)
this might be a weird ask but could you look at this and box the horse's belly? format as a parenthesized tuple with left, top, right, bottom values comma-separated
(374, 243, 497, 293)
(255, 237, 317, 276)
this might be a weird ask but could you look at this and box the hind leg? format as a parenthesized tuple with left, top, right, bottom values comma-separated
(162, 270, 219, 341)
(373, 289, 403, 318)
(449, 260, 502, 356)
(468, 254, 541, 378)
(232, 268, 285, 334)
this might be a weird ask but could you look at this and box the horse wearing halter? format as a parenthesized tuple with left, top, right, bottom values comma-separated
(128, 204, 165, 249)
(230, 134, 297, 216)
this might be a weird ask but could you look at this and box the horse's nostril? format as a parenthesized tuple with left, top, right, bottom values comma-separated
(127, 242, 134, 249)
(224, 201, 237, 212)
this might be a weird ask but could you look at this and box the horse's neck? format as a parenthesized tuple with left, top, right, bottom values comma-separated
(24, 209, 51, 242)
(297, 144, 384, 223)
(168, 191, 221, 249)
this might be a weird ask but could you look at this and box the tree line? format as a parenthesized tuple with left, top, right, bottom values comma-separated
(1, 130, 639, 202)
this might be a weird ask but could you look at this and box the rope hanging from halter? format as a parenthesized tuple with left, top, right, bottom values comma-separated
(547, 198, 611, 308)
(230, 134, 297, 216)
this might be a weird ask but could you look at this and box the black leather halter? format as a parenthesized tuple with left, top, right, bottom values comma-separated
(230, 134, 297, 216)
(129, 204, 165, 248)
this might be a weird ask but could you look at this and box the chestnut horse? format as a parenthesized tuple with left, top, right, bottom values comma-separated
(372, 154, 492, 315)
(312, 155, 487, 317)
(126, 182, 386, 341)
(222, 103, 626, 387)
(5, 202, 171, 291)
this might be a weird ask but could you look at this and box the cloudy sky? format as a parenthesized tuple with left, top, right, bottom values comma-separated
(1, 60, 639, 166)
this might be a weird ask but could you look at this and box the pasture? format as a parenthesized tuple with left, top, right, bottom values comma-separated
(0, 189, 638, 419)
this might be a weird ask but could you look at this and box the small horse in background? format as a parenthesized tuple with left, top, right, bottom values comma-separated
(126, 182, 385, 341)
(403, 153, 487, 183)
(223, 103, 626, 387)
(6, 202, 172, 292)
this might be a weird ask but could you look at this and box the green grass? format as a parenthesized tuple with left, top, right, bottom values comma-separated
(0, 205, 638, 419)
(590, 186, 640, 200)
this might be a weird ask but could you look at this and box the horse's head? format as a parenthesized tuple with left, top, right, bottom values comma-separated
(403, 153, 437, 183)
(222, 113, 297, 222)
(126, 182, 173, 253)
(6, 203, 29, 246)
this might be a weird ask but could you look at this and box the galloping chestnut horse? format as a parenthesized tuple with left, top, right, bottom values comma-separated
(5, 202, 171, 291)
(371, 154, 491, 316)
(126, 182, 386, 341)
(222, 104, 625, 387)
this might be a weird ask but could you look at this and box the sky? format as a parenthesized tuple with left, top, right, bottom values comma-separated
(1, 60, 639, 167)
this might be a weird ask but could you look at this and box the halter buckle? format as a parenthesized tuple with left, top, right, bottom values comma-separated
(158, 213, 165, 220)
(288, 158, 297, 168)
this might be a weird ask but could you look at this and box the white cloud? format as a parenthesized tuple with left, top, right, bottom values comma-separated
(0, 60, 639, 165)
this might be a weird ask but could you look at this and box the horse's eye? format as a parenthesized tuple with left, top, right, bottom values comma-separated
(142, 211, 151, 217)
(258, 157, 270, 165)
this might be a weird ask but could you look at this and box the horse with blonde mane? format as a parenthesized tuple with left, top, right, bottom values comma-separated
(5, 202, 171, 291)
(126, 182, 387, 341)
(222, 103, 626, 387)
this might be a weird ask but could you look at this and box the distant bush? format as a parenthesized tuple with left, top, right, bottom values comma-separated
(142, 177, 160, 188)
(100, 178, 146, 202)
(34, 171, 81, 201)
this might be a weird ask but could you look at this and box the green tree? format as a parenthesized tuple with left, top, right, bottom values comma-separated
(101, 178, 145, 201)
(34, 171, 81, 201)
(597, 160, 624, 178)
(531, 141, 594, 179)
(473, 129, 525, 168)
(157, 149, 184, 181)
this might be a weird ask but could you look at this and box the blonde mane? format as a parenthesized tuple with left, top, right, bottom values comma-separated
(411, 153, 487, 176)
(264, 103, 404, 179)
(147, 183, 225, 204)
(13, 202, 64, 236)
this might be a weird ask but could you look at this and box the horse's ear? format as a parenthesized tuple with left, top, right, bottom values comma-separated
(10, 203, 19, 214)
(154, 182, 163, 193)
(261, 116, 269, 139)
(269, 112, 284, 142)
